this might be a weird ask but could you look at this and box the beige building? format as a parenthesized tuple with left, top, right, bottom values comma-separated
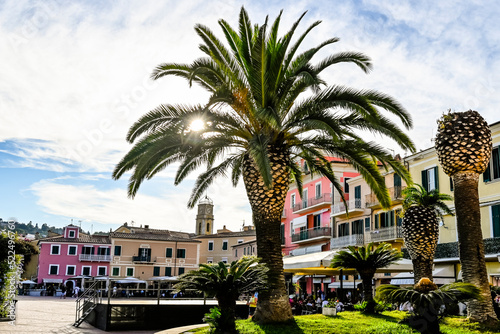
(232, 238, 257, 260)
(195, 225, 256, 264)
(109, 224, 200, 280)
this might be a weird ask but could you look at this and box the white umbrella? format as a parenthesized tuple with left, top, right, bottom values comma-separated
(21, 280, 37, 284)
(147, 276, 179, 281)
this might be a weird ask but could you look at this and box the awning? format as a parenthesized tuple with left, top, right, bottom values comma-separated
(43, 278, 63, 284)
(115, 279, 147, 284)
(390, 265, 456, 285)
(292, 275, 304, 283)
(290, 244, 326, 256)
(284, 250, 337, 270)
(21, 280, 37, 285)
(328, 282, 358, 289)
(147, 276, 179, 281)
(292, 216, 307, 229)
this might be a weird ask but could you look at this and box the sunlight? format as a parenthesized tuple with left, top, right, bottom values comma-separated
(189, 119, 205, 132)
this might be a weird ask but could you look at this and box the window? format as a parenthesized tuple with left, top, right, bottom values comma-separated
(207, 257, 213, 264)
(112, 267, 120, 276)
(82, 246, 94, 255)
(177, 248, 186, 258)
(222, 257, 228, 264)
(384, 272, 392, 277)
(422, 166, 439, 191)
(302, 189, 308, 208)
(97, 266, 106, 276)
(68, 245, 77, 256)
(49, 265, 59, 275)
(364, 217, 371, 231)
(114, 246, 121, 256)
(338, 223, 349, 237)
(166, 247, 173, 258)
(354, 186, 361, 208)
(82, 266, 91, 276)
(243, 248, 246, 255)
(178, 268, 185, 275)
(291, 194, 296, 209)
(50, 245, 60, 255)
(126, 268, 134, 277)
(66, 265, 75, 276)
(492, 204, 500, 238)
(68, 230, 75, 238)
(235, 249, 238, 257)
(98, 247, 110, 255)
(303, 161, 310, 174)
(280, 224, 285, 244)
(396, 209, 403, 226)
(164, 267, 172, 276)
(315, 182, 321, 198)
(237, 239, 243, 244)
(222, 240, 228, 251)
(313, 215, 321, 229)
(153, 267, 160, 276)
(208, 241, 214, 251)
(351, 219, 363, 235)
(344, 178, 351, 194)
(247, 246, 251, 255)
(484, 146, 500, 182)
(376, 211, 395, 228)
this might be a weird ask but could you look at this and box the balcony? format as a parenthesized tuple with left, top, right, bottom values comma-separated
(292, 193, 332, 214)
(365, 186, 406, 208)
(331, 199, 365, 218)
(330, 233, 365, 249)
(132, 255, 152, 263)
(291, 227, 331, 244)
(366, 226, 403, 243)
(79, 254, 111, 262)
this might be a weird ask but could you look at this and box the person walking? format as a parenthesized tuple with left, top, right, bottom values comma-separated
(60, 285, 66, 299)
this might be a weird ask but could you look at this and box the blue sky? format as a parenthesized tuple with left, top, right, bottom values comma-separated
(1, 0, 500, 233)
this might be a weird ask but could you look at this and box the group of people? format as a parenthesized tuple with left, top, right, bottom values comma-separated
(59, 285, 82, 298)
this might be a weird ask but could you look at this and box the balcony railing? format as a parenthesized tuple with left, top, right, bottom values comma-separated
(365, 186, 406, 207)
(330, 233, 365, 249)
(292, 193, 332, 213)
(332, 199, 363, 215)
(366, 226, 403, 243)
(132, 255, 152, 263)
(291, 227, 331, 243)
(79, 254, 111, 262)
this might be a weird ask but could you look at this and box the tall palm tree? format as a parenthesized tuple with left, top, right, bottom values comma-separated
(376, 278, 480, 334)
(112, 7, 415, 323)
(174, 256, 268, 334)
(330, 242, 403, 313)
(401, 184, 453, 284)
(435, 110, 497, 324)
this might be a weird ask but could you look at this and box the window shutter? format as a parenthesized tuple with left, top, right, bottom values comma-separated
(165, 267, 172, 276)
(390, 211, 395, 226)
(421, 170, 428, 192)
(375, 214, 379, 229)
(492, 205, 500, 238)
(484, 164, 491, 182)
(364, 217, 370, 231)
(166, 248, 172, 258)
(433, 166, 439, 190)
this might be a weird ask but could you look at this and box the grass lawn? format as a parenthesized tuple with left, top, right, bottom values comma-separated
(185, 311, 500, 334)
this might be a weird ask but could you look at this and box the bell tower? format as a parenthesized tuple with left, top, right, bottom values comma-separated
(196, 195, 214, 235)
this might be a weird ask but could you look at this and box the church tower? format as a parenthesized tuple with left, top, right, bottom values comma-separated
(196, 196, 214, 235)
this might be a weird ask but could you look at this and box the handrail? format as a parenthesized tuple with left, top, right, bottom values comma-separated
(74, 280, 102, 326)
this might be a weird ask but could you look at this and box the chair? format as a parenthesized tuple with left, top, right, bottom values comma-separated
(301, 304, 314, 315)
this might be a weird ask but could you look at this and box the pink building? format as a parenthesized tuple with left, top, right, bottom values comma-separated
(38, 225, 111, 286)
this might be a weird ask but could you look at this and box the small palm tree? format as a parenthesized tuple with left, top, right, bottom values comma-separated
(401, 184, 453, 284)
(174, 256, 268, 334)
(376, 278, 480, 334)
(331, 242, 403, 313)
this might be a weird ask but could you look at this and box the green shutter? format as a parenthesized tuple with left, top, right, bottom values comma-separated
(164, 267, 171, 276)
(484, 164, 491, 182)
(364, 217, 370, 231)
(394, 173, 402, 187)
(450, 177, 454, 191)
(166, 248, 173, 258)
(153, 267, 160, 276)
(375, 214, 379, 229)
(493, 147, 500, 179)
(492, 205, 500, 238)
(421, 170, 428, 192)
(433, 166, 439, 191)
(390, 211, 395, 226)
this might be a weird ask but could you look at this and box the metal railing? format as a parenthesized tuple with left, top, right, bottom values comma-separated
(365, 186, 406, 207)
(132, 256, 152, 262)
(366, 226, 403, 243)
(292, 193, 333, 212)
(291, 227, 331, 242)
(332, 199, 363, 215)
(79, 254, 111, 262)
(74, 280, 102, 327)
(330, 233, 365, 248)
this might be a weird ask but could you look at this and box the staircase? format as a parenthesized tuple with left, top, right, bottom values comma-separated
(73, 281, 102, 327)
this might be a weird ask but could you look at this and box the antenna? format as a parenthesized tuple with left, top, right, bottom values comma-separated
(242, 220, 245, 230)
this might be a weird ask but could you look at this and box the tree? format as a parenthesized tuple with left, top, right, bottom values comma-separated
(376, 278, 480, 334)
(401, 184, 453, 284)
(174, 256, 268, 333)
(330, 242, 402, 313)
(435, 110, 497, 324)
(112, 7, 415, 323)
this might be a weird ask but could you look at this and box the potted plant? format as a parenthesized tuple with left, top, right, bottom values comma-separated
(322, 299, 337, 316)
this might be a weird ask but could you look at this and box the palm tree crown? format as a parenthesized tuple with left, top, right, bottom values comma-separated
(331, 242, 403, 273)
(402, 184, 453, 221)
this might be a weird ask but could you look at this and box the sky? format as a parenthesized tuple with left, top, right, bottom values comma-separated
(1, 0, 499, 234)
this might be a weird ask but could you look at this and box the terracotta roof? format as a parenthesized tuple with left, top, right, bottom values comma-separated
(193, 230, 256, 239)
(115, 225, 195, 239)
(38, 234, 111, 244)
(110, 232, 200, 242)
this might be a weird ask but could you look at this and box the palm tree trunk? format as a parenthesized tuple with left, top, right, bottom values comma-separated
(217, 296, 237, 334)
(453, 171, 497, 324)
(360, 273, 375, 313)
(412, 258, 433, 284)
(242, 148, 293, 324)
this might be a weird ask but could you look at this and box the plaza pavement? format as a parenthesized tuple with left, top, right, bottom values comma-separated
(0, 296, 208, 334)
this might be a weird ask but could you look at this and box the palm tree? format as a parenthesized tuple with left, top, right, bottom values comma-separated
(174, 256, 268, 334)
(401, 184, 453, 284)
(112, 7, 415, 323)
(376, 278, 480, 334)
(330, 242, 403, 313)
(435, 110, 497, 324)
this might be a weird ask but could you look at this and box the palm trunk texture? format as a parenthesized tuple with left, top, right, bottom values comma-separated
(242, 148, 293, 323)
(453, 171, 497, 324)
(217, 296, 237, 334)
(412, 258, 434, 284)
